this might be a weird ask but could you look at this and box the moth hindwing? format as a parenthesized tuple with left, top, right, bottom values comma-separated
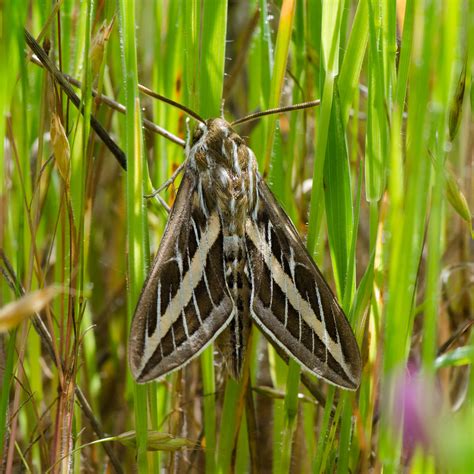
(129, 117, 362, 390)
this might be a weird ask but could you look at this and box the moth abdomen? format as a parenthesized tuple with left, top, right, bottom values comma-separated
(217, 255, 252, 379)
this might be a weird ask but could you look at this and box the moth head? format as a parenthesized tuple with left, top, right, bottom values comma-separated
(206, 117, 234, 136)
(191, 118, 240, 147)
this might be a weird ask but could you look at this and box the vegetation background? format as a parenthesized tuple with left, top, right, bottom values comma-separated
(0, 0, 472, 472)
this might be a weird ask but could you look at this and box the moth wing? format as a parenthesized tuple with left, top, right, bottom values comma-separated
(246, 179, 361, 389)
(129, 168, 234, 383)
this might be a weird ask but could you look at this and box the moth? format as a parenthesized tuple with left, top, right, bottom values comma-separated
(129, 104, 362, 390)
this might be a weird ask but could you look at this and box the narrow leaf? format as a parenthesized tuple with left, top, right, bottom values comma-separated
(116, 430, 196, 452)
(0, 286, 63, 332)
(50, 113, 70, 185)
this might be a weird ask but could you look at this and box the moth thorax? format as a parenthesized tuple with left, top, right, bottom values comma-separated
(191, 118, 258, 235)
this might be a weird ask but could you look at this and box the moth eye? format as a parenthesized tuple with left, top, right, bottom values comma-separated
(192, 127, 204, 143)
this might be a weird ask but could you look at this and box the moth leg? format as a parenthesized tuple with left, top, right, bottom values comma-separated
(153, 194, 171, 214)
(145, 160, 187, 199)
(145, 160, 189, 213)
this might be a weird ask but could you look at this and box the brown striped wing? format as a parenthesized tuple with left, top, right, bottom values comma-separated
(129, 168, 233, 383)
(246, 180, 361, 389)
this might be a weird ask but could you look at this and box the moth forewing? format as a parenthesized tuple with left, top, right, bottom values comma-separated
(129, 116, 362, 389)
(129, 169, 234, 382)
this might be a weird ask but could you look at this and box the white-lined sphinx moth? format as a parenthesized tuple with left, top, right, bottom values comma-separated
(129, 109, 362, 390)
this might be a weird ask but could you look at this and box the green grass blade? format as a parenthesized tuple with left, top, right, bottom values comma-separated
(264, 0, 296, 178)
(198, 1, 228, 118)
(216, 379, 241, 473)
(117, 0, 149, 470)
(339, 0, 369, 125)
(306, 1, 343, 255)
(258, 3, 302, 471)
(323, 87, 353, 298)
(365, 0, 388, 203)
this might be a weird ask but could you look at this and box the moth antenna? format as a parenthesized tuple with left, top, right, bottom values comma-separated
(139, 84, 206, 124)
(231, 99, 321, 126)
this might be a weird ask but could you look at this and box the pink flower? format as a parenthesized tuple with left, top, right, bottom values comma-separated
(392, 361, 440, 461)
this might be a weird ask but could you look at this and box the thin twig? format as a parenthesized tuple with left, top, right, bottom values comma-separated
(24, 29, 127, 170)
(29, 53, 186, 149)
